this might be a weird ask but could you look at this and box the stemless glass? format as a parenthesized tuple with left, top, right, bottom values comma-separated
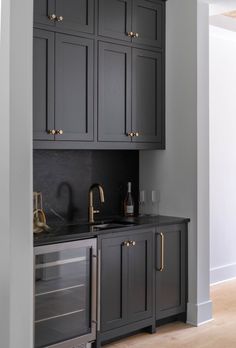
(150, 189, 160, 216)
(139, 189, 146, 216)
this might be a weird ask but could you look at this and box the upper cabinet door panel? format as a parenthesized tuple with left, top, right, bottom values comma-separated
(132, 0, 164, 48)
(33, 29, 55, 141)
(55, 34, 94, 141)
(34, 0, 56, 27)
(56, 0, 94, 34)
(98, 0, 132, 41)
(132, 49, 163, 143)
(98, 42, 132, 142)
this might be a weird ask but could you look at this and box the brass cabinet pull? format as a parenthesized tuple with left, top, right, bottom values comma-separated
(134, 32, 139, 38)
(127, 132, 134, 137)
(56, 15, 64, 22)
(47, 129, 56, 135)
(123, 241, 130, 247)
(55, 130, 64, 135)
(48, 14, 57, 21)
(130, 241, 136, 246)
(127, 31, 134, 37)
(157, 232, 164, 272)
(134, 132, 139, 137)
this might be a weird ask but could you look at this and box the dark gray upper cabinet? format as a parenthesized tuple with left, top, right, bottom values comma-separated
(100, 229, 154, 333)
(33, 30, 94, 142)
(98, 0, 164, 48)
(33, 29, 55, 141)
(98, 42, 132, 142)
(98, 0, 132, 41)
(34, 0, 94, 34)
(34, 0, 55, 27)
(132, 0, 164, 48)
(132, 49, 163, 143)
(55, 34, 94, 141)
(156, 224, 187, 321)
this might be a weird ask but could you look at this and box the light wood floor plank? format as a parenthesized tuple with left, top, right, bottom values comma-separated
(105, 279, 236, 348)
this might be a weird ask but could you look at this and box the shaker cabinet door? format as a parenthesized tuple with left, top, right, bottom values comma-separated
(132, 0, 164, 48)
(55, 34, 94, 141)
(34, 0, 55, 27)
(132, 49, 163, 144)
(156, 224, 187, 320)
(98, 0, 132, 41)
(98, 42, 132, 142)
(33, 29, 55, 141)
(100, 236, 129, 332)
(128, 231, 153, 322)
(56, 0, 94, 34)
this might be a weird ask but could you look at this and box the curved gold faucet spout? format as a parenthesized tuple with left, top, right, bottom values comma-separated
(88, 183, 105, 223)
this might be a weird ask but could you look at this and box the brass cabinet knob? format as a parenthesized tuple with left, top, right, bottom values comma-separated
(123, 241, 130, 247)
(47, 129, 56, 135)
(127, 31, 134, 37)
(56, 15, 64, 22)
(130, 241, 136, 246)
(127, 132, 134, 137)
(48, 14, 57, 21)
(134, 32, 139, 38)
(55, 130, 64, 135)
(134, 132, 139, 137)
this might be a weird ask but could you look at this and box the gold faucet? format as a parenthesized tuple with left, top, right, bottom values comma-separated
(88, 183, 105, 223)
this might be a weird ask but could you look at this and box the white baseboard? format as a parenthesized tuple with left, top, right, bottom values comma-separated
(187, 300, 213, 326)
(210, 263, 236, 285)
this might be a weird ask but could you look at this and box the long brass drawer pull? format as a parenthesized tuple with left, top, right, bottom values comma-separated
(157, 232, 164, 272)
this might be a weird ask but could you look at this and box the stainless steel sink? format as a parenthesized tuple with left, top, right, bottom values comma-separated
(90, 220, 137, 231)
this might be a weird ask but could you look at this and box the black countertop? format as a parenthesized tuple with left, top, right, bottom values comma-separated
(34, 215, 190, 247)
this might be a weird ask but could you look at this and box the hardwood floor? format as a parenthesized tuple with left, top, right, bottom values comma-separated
(105, 279, 236, 348)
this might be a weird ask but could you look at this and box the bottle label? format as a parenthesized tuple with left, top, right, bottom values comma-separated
(126, 205, 134, 214)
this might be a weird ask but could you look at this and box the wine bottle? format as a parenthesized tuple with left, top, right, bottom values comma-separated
(124, 182, 134, 217)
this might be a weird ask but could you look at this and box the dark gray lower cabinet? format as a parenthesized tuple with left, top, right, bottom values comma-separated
(100, 229, 154, 337)
(155, 224, 187, 321)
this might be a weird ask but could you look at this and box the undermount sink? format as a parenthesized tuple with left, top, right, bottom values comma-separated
(90, 220, 137, 231)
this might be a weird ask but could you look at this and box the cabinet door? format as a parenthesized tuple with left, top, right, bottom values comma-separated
(156, 224, 187, 320)
(132, 49, 163, 143)
(98, 42, 132, 142)
(55, 34, 94, 141)
(33, 29, 55, 141)
(34, 0, 55, 27)
(132, 0, 164, 48)
(98, 0, 132, 41)
(56, 0, 94, 34)
(100, 236, 129, 332)
(128, 230, 153, 322)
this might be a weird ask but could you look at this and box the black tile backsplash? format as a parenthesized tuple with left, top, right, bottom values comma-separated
(33, 150, 139, 223)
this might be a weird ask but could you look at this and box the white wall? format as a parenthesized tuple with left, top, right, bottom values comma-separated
(140, 0, 212, 325)
(210, 25, 236, 284)
(0, 0, 33, 347)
